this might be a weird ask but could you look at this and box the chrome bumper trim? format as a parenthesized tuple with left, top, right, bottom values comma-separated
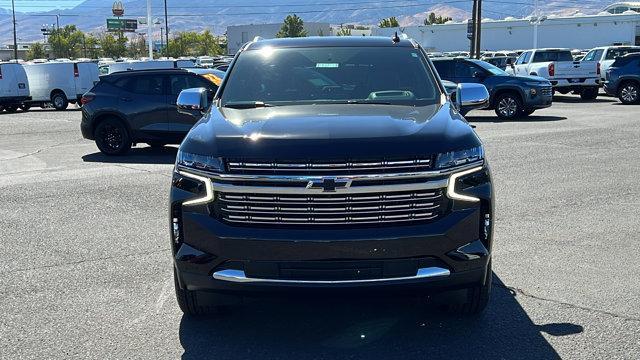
(176, 161, 484, 183)
(212, 267, 451, 284)
(210, 178, 448, 195)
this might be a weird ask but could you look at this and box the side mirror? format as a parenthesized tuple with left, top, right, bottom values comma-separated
(455, 83, 489, 113)
(177, 87, 208, 112)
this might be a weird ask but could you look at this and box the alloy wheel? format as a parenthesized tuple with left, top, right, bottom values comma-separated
(498, 97, 518, 117)
(621, 85, 638, 103)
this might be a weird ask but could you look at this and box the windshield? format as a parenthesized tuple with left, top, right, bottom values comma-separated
(605, 48, 640, 60)
(475, 61, 508, 75)
(220, 46, 440, 106)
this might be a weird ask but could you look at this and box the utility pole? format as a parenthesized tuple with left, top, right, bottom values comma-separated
(475, 0, 482, 59)
(164, 0, 169, 57)
(147, 0, 153, 59)
(11, 0, 18, 61)
(469, 0, 477, 58)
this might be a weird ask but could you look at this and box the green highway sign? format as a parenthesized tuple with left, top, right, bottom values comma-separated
(106, 18, 137, 32)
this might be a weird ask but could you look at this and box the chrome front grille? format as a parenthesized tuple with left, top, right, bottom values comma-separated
(227, 159, 433, 175)
(214, 189, 446, 226)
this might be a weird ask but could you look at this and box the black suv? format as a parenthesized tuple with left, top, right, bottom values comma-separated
(80, 68, 222, 155)
(170, 37, 494, 316)
(433, 58, 553, 119)
(604, 53, 640, 104)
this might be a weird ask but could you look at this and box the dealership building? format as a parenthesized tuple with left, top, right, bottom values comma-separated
(372, 11, 640, 52)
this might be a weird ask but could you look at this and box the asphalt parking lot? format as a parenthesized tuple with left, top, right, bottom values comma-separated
(1, 95, 639, 359)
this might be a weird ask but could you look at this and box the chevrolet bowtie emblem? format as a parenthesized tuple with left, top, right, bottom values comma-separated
(306, 177, 352, 192)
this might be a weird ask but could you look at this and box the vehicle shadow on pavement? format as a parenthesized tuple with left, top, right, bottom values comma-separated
(551, 96, 616, 104)
(466, 115, 567, 123)
(178, 275, 582, 360)
(81, 146, 178, 165)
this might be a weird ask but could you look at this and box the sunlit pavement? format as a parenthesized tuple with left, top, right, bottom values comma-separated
(1, 95, 639, 359)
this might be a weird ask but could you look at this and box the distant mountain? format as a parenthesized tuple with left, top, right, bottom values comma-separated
(0, 0, 614, 44)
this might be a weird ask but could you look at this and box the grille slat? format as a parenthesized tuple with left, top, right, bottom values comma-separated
(216, 189, 445, 227)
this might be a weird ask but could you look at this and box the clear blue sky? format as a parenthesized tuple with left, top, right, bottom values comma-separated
(0, 0, 84, 12)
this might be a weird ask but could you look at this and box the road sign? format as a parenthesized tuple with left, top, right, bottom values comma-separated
(467, 19, 474, 40)
(106, 18, 137, 32)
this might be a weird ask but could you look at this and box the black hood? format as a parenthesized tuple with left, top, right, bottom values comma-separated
(180, 103, 481, 160)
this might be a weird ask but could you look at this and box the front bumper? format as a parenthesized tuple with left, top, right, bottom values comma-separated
(170, 164, 493, 297)
(524, 88, 553, 110)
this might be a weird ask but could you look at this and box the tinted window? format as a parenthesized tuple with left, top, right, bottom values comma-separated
(433, 60, 454, 79)
(612, 55, 640, 67)
(532, 51, 574, 62)
(170, 74, 219, 96)
(454, 61, 478, 77)
(221, 46, 439, 106)
(127, 76, 163, 95)
(605, 48, 640, 60)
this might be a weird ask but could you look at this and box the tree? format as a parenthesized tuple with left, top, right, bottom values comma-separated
(379, 17, 399, 28)
(276, 14, 307, 38)
(99, 33, 127, 59)
(26, 42, 46, 60)
(127, 35, 148, 58)
(83, 35, 100, 59)
(424, 12, 452, 25)
(48, 25, 85, 58)
(167, 31, 223, 58)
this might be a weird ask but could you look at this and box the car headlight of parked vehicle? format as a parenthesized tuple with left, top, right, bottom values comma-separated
(435, 146, 484, 169)
(174, 150, 220, 206)
(436, 146, 485, 202)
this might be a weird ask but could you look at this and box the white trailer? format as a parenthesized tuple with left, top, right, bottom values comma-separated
(22, 62, 99, 110)
(0, 62, 30, 112)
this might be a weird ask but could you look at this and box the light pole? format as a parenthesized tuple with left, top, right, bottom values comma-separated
(146, 0, 153, 59)
(11, 0, 18, 61)
(164, 0, 169, 58)
(530, 0, 547, 49)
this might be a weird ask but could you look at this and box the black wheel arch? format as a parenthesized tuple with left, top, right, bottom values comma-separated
(49, 89, 67, 100)
(491, 87, 525, 109)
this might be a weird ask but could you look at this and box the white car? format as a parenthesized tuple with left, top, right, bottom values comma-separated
(0, 62, 30, 112)
(582, 46, 640, 82)
(506, 48, 600, 100)
(105, 59, 195, 75)
(22, 61, 99, 110)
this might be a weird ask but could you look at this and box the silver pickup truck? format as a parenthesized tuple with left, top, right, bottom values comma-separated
(506, 48, 600, 100)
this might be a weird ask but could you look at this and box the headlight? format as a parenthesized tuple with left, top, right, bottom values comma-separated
(175, 150, 218, 206)
(435, 146, 484, 169)
(176, 150, 224, 172)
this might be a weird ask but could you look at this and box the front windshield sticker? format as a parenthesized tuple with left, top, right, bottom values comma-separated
(316, 63, 339, 68)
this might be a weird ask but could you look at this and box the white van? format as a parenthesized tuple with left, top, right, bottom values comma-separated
(23, 61, 99, 110)
(0, 62, 31, 113)
(105, 59, 195, 75)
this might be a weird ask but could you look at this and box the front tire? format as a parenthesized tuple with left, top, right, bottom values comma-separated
(51, 92, 69, 111)
(580, 87, 599, 101)
(94, 118, 131, 155)
(20, 103, 31, 112)
(494, 93, 522, 120)
(618, 81, 639, 105)
(174, 269, 220, 316)
(447, 260, 492, 316)
(4, 105, 18, 113)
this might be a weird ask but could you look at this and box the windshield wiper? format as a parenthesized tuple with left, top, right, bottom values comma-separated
(222, 101, 274, 109)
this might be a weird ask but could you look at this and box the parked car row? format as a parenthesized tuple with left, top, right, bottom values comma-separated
(0, 61, 100, 112)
